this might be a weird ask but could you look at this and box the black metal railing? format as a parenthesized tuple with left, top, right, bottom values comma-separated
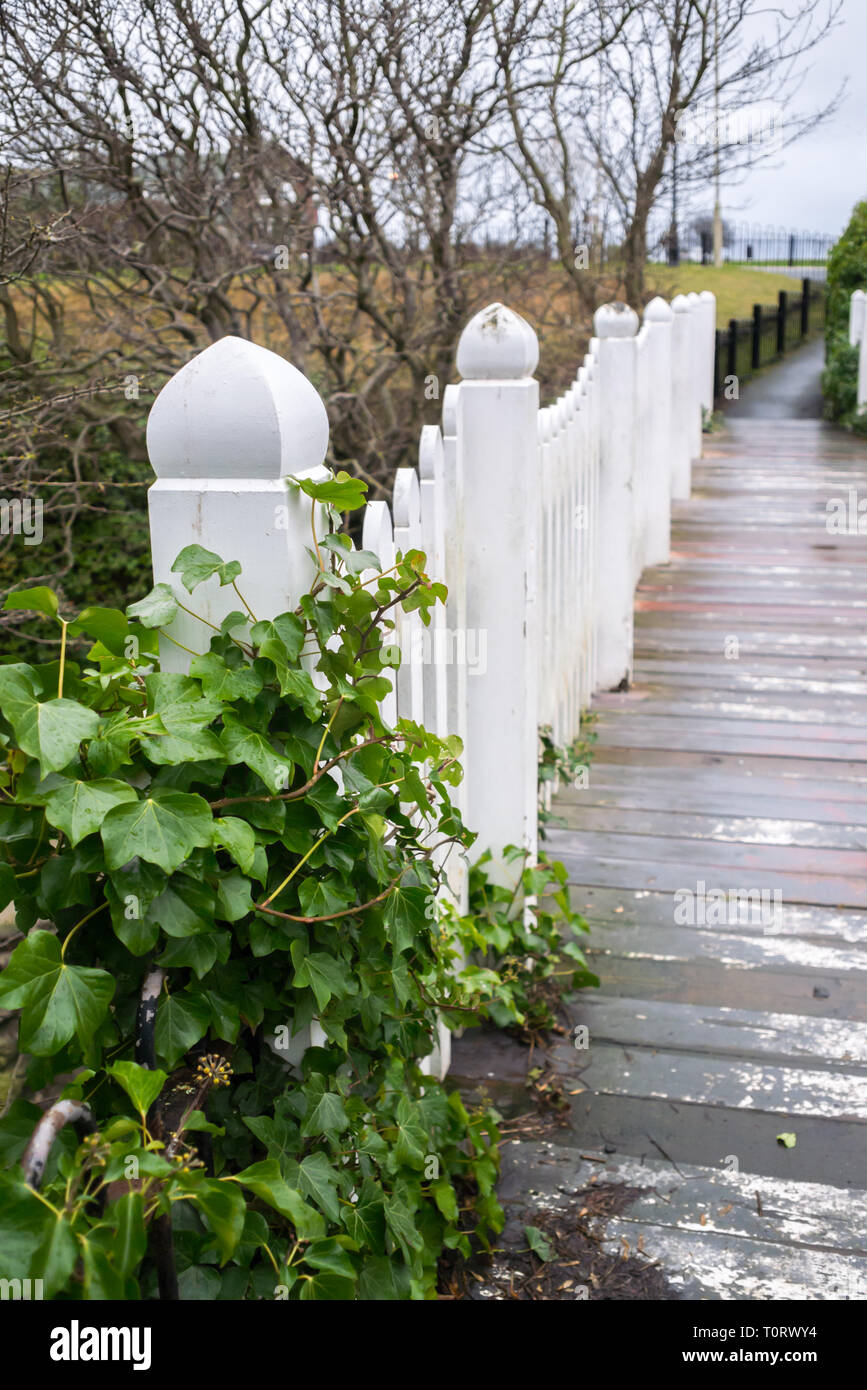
(713, 278, 826, 399)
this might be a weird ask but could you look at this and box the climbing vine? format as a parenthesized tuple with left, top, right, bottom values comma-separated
(0, 472, 510, 1300)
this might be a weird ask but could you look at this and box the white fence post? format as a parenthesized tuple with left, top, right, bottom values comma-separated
(699, 290, 717, 415)
(146, 336, 330, 667)
(849, 289, 866, 347)
(455, 302, 540, 881)
(670, 295, 693, 500)
(687, 291, 704, 459)
(852, 290, 867, 411)
(642, 296, 674, 567)
(593, 301, 638, 690)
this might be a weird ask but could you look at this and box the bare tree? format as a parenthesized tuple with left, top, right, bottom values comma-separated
(583, 0, 842, 303)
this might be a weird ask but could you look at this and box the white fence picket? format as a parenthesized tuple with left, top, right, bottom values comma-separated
(145, 290, 715, 1084)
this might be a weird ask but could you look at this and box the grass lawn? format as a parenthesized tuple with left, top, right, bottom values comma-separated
(646, 263, 813, 323)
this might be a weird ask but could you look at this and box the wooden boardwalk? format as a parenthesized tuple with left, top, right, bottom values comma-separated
(460, 416, 867, 1300)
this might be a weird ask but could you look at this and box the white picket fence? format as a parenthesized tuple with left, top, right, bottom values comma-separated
(145, 290, 715, 1076)
(850, 289, 867, 409)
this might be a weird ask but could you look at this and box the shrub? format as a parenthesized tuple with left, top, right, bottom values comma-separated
(823, 199, 867, 431)
(0, 476, 508, 1301)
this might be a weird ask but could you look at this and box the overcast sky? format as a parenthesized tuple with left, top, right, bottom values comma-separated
(726, 0, 866, 236)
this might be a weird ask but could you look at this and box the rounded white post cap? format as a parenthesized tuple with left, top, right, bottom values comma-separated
(456, 302, 539, 379)
(644, 296, 674, 324)
(593, 301, 639, 338)
(147, 335, 329, 479)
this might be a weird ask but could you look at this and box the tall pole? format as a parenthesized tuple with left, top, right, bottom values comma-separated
(712, 0, 723, 267)
(670, 139, 680, 266)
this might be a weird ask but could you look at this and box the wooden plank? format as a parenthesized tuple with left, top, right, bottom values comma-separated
(570, 1042, 867, 1121)
(545, 826, 867, 877)
(498, 1142, 867, 1258)
(566, 884, 867, 943)
(580, 924, 867, 981)
(555, 803, 867, 851)
(562, 996, 867, 1067)
(552, 849, 867, 908)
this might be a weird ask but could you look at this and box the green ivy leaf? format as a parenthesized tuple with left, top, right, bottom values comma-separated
(212, 817, 256, 873)
(41, 776, 138, 846)
(108, 1060, 167, 1117)
(154, 991, 211, 1068)
(524, 1224, 554, 1261)
(111, 1192, 148, 1279)
(139, 727, 225, 765)
(301, 1078, 349, 1142)
(148, 873, 214, 938)
(2, 586, 59, 619)
(126, 583, 178, 628)
(32, 1211, 80, 1296)
(297, 875, 355, 919)
(383, 884, 429, 954)
(171, 545, 242, 593)
(296, 471, 368, 511)
(215, 871, 254, 923)
(294, 1152, 342, 1222)
(68, 606, 133, 656)
(145, 673, 222, 733)
(194, 1179, 246, 1265)
(275, 666, 322, 719)
(0, 669, 99, 776)
(343, 1178, 387, 1254)
(392, 1096, 428, 1169)
(357, 1253, 410, 1299)
(190, 652, 263, 703)
(430, 1177, 458, 1222)
(157, 931, 227, 978)
(290, 945, 357, 1011)
(231, 1160, 325, 1239)
(101, 792, 213, 874)
(0, 930, 114, 1054)
(250, 613, 306, 668)
(220, 715, 290, 794)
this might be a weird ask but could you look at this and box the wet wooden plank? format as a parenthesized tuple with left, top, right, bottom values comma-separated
(525, 417, 867, 1297)
(592, 744, 867, 782)
(555, 803, 867, 851)
(566, 885, 867, 943)
(499, 1143, 867, 1258)
(571, 1042, 867, 1121)
(546, 826, 867, 878)
(552, 849, 867, 908)
(579, 926, 867, 987)
(562, 996, 867, 1067)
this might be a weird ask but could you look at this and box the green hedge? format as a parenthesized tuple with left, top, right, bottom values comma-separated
(823, 200, 867, 433)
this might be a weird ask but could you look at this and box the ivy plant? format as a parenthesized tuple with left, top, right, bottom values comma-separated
(449, 848, 598, 1037)
(0, 474, 508, 1300)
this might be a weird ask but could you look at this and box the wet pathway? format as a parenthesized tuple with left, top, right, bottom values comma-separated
(725, 336, 825, 420)
(455, 413, 867, 1300)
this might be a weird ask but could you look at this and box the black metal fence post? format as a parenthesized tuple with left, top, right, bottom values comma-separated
(751, 304, 762, 371)
(728, 318, 738, 381)
(776, 291, 787, 355)
(801, 278, 810, 338)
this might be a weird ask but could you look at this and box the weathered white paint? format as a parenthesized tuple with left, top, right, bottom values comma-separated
(593, 302, 639, 690)
(670, 294, 695, 500)
(686, 292, 704, 460)
(146, 336, 330, 669)
(455, 302, 540, 880)
(850, 288, 866, 347)
(699, 289, 717, 414)
(144, 288, 714, 1081)
(641, 297, 674, 567)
